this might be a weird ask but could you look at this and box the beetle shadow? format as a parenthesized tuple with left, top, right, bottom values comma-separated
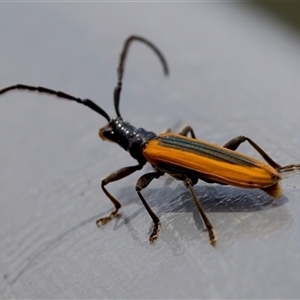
(111, 181, 291, 248)
(115, 181, 288, 218)
(7, 182, 291, 282)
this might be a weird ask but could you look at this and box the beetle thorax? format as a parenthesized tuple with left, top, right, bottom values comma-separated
(99, 118, 157, 162)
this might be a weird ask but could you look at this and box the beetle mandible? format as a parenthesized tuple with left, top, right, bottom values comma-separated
(1, 35, 299, 245)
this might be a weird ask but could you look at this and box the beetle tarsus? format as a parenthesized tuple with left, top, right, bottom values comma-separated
(279, 164, 300, 172)
(149, 222, 161, 243)
(208, 228, 217, 246)
(96, 210, 119, 226)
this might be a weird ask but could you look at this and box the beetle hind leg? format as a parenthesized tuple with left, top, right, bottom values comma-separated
(223, 136, 282, 170)
(223, 135, 300, 172)
(279, 164, 300, 172)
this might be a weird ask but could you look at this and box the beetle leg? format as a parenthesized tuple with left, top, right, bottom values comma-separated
(161, 125, 196, 137)
(96, 163, 145, 226)
(160, 127, 171, 134)
(183, 177, 216, 246)
(279, 164, 300, 172)
(136, 171, 164, 243)
(223, 136, 286, 170)
(178, 125, 197, 139)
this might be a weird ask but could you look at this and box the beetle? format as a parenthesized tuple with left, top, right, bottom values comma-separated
(1, 35, 299, 245)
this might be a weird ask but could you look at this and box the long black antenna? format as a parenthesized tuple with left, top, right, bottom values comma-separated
(0, 84, 111, 122)
(114, 35, 169, 118)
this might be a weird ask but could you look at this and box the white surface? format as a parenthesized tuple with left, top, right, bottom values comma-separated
(1, 3, 300, 299)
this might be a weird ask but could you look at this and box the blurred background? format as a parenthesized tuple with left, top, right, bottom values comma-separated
(257, 2, 300, 32)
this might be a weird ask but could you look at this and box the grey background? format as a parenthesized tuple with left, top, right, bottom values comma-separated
(1, 3, 300, 299)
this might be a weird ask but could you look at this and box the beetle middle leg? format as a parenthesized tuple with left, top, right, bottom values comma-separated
(178, 125, 197, 138)
(136, 170, 164, 243)
(183, 177, 217, 246)
(161, 125, 197, 138)
(96, 163, 145, 226)
(223, 135, 300, 171)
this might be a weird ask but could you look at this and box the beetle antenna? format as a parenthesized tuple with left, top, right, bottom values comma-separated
(114, 35, 169, 118)
(0, 84, 111, 122)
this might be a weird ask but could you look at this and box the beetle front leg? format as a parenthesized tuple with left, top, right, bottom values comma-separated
(96, 163, 145, 226)
(136, 171, 164, 243)
(223, 135, 300, 171)
(184, 177, 216, 246)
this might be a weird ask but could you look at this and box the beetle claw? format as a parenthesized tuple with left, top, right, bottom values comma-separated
(149, 222, 161, 243)
(208, 229, 217, 246)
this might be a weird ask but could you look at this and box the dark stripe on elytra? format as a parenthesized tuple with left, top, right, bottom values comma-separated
(158, 135, 255, 167)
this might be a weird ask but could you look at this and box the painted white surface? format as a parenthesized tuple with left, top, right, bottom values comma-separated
(1, 3, 300, 299)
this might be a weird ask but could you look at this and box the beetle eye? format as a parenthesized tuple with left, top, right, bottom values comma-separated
(99, 126, 116, 142)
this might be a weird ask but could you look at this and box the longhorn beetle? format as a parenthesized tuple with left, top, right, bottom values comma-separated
(1, 35, 299, 245)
